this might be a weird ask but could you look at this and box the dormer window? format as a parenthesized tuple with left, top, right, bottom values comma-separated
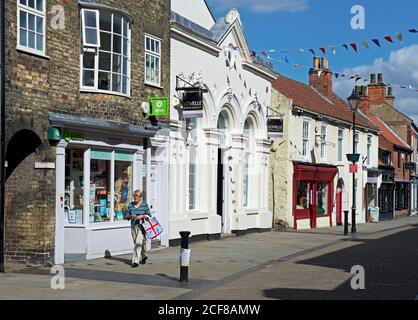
(80, 9, 131, 96)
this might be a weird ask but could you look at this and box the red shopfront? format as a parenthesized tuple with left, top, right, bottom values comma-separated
(293, 163, 338, 230)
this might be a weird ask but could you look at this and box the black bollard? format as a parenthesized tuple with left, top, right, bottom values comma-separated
(179, 231, 191, 283)
(344, 211, 349, 236)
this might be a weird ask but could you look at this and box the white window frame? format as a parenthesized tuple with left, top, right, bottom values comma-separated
(186, 118, 200, 211)
(338, 128, 344, 164)
(17, 0, 47, 56)
(80, 10, 131, 97)
(354, 131, 360, 154)
(367, 135, 372, 166)
(81, 9, 101, 48)
(144, 34, 162, 87)
(302, 119, 310, 159)
(320, 124, 327, 161)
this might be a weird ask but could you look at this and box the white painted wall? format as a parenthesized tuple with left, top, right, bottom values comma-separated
(172, 0, 215, 29)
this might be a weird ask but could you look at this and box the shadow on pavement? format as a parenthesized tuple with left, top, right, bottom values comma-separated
(263, 226, 418, 300)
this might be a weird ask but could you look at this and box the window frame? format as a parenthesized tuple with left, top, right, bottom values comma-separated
(144, 34, 162, 87)
(79, 10, 131, 97)
(17, 0, 47, 56)
(186, 118, 201, 211)
(320, 124, 327, 161)
(302, 119, 310, 159)
(81, 9, 101, 48)
(338, 128, 344, 163)
(367, 135, 372, 166)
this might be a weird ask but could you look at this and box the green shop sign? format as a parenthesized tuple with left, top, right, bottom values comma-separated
(148, 96, 169, 117)
(64, 131, 85, 142)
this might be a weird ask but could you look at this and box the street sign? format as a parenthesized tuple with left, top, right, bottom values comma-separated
(350, 164, 358, 174)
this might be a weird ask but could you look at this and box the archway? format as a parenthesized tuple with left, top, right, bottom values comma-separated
(6, 129, 43, 180)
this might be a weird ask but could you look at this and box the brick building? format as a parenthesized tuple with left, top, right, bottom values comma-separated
(358, 74, 415, 219)
(4, 0, 171, 265)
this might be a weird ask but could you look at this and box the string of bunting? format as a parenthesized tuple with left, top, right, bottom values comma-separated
(249, 28, 418, 57)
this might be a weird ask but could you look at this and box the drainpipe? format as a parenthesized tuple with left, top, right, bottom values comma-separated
(0, 0, 6, 272)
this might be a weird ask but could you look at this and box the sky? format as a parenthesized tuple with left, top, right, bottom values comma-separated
(206, 0, 418, 123)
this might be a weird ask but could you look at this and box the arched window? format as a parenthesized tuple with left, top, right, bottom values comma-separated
(243, 118, 255, 208)
(217, 111, 230, 147)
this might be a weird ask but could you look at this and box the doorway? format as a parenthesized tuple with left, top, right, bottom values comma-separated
(217, 148, 226, 232)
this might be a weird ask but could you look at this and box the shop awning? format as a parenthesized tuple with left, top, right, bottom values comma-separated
(48, 112, 166, 139)
(293, 163, 338, 182)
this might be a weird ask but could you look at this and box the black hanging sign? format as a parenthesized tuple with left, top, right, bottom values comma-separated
(267, 118, 283, 139)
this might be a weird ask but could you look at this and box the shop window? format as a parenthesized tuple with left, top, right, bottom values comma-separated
(17, 0, 46, 55)
(367, 183, 378, 208)
(90, 151, 112, 223)
(114, 152, 133, 222)
(296, 182, 310, 210)
(65, 149, 85, 224)
(317, 182, 329, 216)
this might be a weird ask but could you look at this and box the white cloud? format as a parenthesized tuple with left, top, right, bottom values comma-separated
(334, 45, 418, 124)
(208, 0, 309, 13)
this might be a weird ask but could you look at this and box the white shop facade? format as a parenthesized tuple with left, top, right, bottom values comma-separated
(50, 113, 170, 264)
(169, 4, 277, 244)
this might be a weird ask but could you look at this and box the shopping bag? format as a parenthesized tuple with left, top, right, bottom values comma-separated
(143, 216, 164, 240)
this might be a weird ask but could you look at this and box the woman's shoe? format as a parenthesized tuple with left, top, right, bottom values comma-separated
(131, 263, 139, 268)
(140, 257, 148, 265)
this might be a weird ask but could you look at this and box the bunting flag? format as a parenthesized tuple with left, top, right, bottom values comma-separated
(396, 33, 403, 42)
(308, 48, 316, 56)
(384, 36, 394, 43)
(329, 46, 336, 55)
(285, 56, 290, 64)
(342, 44, 349, 50)
(361, 40, 369, 49)
(261, 51, 269, 57)
(319, 47, 326, 55)
(355, 77, 362, 82)
(372, 39, 381, 48)
(335, 73, 340, 79)
(250, 51, 256, 58)
(409, 29, 418, 33)
(350, 43, 358, 52)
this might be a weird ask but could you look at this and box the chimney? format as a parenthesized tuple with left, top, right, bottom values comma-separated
(359, 86, 368, 97)
(368, 73, 386, 105)
(309, 56, 333, 97)
(370, 74, 377, 84)
(357, 85, 371, 116)
(386, 85, 395, 107)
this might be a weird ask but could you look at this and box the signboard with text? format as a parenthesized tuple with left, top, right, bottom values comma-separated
(267, 118, 284, 139)
(182, 90, 203, 119)
(148, 97, 169, 117)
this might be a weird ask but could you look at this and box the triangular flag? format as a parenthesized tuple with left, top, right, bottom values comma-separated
(408, 29, 418, 33)
(355, 77, 362, 82)
(341, 73, 346, 78)
(285, 56, 290, 64)
(384, 36, 394, 43)
(261, 51, 268, 57)
(372, 39, 381, 47)
(319, 47, 326, 55)
(351, 43, 358, 52)
(251, 51, 256, 57)
(329, 46, 336, 55)
(409, 84, 414, 89)
(308, 48, 316, 56)
(396, 33, 403, 42)
(361, 40, 369, 49)
(335, 73, 340, 79)
(342, 44, 349, 50)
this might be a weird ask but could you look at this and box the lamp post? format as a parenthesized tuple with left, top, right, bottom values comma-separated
(347, 88, 361, 234)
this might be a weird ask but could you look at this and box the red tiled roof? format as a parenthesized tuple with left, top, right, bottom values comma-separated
(368, 115, 411, 150)
(272, 75, 379, 131)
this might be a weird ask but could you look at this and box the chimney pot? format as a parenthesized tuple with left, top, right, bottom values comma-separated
(371, 74, 377, 84)
(321, 57, 329, 70)
(360, 86, 367, 96)
(313, 57, 320, 70)
(388, 85, 393, 96)
(378, 73, 384, 83)
(355, 86, 361, 96)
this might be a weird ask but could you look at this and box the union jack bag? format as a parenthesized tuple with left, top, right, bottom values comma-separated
(143, 216, 164, 240)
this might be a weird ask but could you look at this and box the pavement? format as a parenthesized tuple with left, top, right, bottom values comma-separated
(1, 216, 418, 300)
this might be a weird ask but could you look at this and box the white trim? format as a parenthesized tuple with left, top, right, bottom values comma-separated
(81, 9, 101, 48)
(145, 34, 161, 87)
(337, 128, 344, 164)
(320, 124, 327, 161)
(17, 0, 46, 55)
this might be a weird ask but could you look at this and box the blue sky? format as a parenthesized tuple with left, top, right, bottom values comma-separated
(206, 0, 418, 123)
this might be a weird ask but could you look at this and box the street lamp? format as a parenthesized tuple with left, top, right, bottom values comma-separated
(347, 88, 361, 234)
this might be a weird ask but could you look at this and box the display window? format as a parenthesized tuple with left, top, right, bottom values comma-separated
(316, 182, 329, 216)
(64, 148, 135, 225)
(296, 182, 310, 210)
(65, 148, 85, 224)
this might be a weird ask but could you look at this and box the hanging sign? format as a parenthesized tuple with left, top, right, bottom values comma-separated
(182, 89, 203, 119)
(267, 118, 284, 139)
(148, 97, 169, 117)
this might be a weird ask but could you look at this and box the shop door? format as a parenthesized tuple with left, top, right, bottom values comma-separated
(336, 191, 343, 225)
(310, 183, 317, 229)
(217, 149, 226, 231)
